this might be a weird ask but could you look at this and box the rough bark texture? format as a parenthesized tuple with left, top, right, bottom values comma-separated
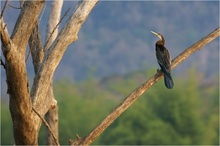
(46, 106, 59, 145)
(1, 1, 45, 145)
(29, 21, 44, 74)
(69, 27, 220, 146)
(11, 1, 45, 55)
(30, 2, 98, 136)
(1, 0, 98, 145)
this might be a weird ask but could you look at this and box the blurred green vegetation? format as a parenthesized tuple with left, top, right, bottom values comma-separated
(1, 68, 219, 145)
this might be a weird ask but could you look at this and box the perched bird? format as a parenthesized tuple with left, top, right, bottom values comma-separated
(151, 31, 174, 89)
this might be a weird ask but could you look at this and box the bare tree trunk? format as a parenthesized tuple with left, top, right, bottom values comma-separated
(44, 1, 63, 145)
(1, 1, 45, 144)
(1, 0, 97, 144)
(30, 1, 98, 136)
(46, 106, 59, 145)
(44, 0, 63, 50)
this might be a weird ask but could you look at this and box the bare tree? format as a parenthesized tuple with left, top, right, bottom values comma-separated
(1, 0, 98, 145)
(1, 0, 219, 145)
(44, 0, 63, 145)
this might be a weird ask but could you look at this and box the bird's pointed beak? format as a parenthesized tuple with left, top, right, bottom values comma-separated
(151, 31, 159, 36)
(151, 31, 162, 39)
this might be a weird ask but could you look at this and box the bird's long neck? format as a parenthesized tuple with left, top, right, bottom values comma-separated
(156, 36, 165, 46)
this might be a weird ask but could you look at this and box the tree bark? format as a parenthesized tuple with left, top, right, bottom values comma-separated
(69, 27, 220, 146)
(45, 1, 63, 144)
(29, 21, 44, 74)
(1, 1, 45, 144)
(46, 106, 59, 145)
(1, 0, 98, 145)
(1, 0, 218, 145)
(30, 1, 98, 136)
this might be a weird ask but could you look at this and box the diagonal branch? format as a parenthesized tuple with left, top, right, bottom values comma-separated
(1, 1, 45, 144)
(30, 0, 98, 137)
(70, 27, 220, 145)
(44, 7, 69, 51)
(29, 18, 60, 146)
(171, 27, 220, 69)
(0, 0, 8, 18)
(44, 0, 64, 145)
(0, 57, 6, 69)
(28, 21, 44, 74)
(31, 0, 98, 116)
(32, 107, 60, 146)
(10, 0, 45, 55)
(0, 17, 11, 55)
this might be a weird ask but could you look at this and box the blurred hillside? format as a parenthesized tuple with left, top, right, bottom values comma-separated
(56, 1, 219, 81)
(1, 68, 219, 145)
(1, 1, 219, 84)
(1, 1, 219, 145)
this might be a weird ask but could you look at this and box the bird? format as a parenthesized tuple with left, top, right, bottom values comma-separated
(151, 31, 174, 89)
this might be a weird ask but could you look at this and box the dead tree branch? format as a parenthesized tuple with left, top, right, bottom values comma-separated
(28, 0, 98, 142)
(11, 1, 45, 55)
(0, 17, 11, 54)
(28, 21, 44, 74)
(44, 1, 64, 145)
(1, 0, 98, 145)
(44, 7, 70, 51)
(0, 58, 6, 69)
(25, 48, 31, 63)
(0, 0, 8, 18)
(32, 107, 60, 146)
(31, 0, 98, 119)
(8, 4, 22, 9)
(1, 1, 45, 144)
(70, 27, 220, 145)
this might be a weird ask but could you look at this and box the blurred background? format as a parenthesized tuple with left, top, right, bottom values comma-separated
(1, 0, 219, 145)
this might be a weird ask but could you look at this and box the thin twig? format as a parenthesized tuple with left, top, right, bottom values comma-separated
(8, 4, 22, 9)
(39, 3, 46, 24)
(0, 0, 8, 18)
(32, 107, 60, 146)
(25, 49, 31, 63)
(44, 8, 70, 51)
(0, 58, 6, 69)
(19, 0, 25, 8)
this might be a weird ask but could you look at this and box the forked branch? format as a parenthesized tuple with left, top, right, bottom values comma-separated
(70, 27, 220, 145)
(31, 0, 98, 116)
(32, 107, 60, 146)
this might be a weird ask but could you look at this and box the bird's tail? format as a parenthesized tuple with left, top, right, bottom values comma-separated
(164, 73, 174, 89)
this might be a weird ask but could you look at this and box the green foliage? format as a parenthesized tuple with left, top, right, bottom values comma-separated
(50, 78, 119, 145)
(1, 102, 13, 145)
(95, 69, 218, 145)
(1, 68, 218, 145)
